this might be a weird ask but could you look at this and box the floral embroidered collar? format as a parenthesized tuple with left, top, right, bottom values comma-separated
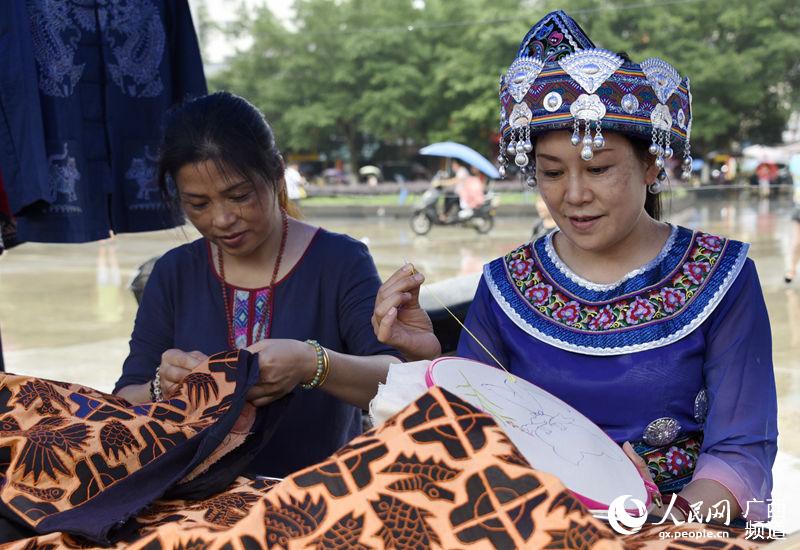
(484, 225, 749, 355)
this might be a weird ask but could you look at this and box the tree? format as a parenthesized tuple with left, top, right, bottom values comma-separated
(548, 0, 800, 152)
(211, 0, 531, 169)
(210, 0, 800, 167)
(212, 0, 431, 172)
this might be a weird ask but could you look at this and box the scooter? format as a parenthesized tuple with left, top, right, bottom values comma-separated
(410, 184, 498, 235)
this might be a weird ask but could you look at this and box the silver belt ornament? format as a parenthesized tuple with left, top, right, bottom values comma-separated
(643, 417, 682, 446)
(694, 388, 708, 424)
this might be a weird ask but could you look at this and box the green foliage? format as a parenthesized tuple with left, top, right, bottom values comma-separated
(543, 0, 800, 151)
(209, 0, 799, 168)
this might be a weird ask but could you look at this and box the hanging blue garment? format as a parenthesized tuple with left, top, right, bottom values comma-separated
(0, 0, 206, 243)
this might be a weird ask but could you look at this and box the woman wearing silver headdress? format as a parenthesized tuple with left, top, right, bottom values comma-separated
(373, 11, 776, 523)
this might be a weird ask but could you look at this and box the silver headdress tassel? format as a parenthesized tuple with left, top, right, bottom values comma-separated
(641, 58, 681, 183)
(499, 57, 542, 184)
(680, 80, 693, 180)
(559, 49, 623, 160)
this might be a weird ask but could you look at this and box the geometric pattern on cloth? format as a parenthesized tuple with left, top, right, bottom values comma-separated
(5, 388, 773, 549)
(231, 287, 272, 349)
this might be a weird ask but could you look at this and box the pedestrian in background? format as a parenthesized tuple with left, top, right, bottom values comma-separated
(785, 153, 800, 283)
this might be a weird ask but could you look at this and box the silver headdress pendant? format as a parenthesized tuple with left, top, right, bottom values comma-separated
(641, 58, 684, 182)
(680, 81, 694, 180)
(499, 58, 543, 183)
(559, 49, 623, 160)
(507, 56, 544, 103)
(570, 94, 607, 161)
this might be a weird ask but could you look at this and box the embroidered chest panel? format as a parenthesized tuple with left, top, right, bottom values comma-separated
(228, 287, 273, 349)
(486, 227, 748, 355)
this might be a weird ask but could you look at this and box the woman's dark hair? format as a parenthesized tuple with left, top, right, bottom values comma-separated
(614, 52, 662, 221)
(629, 137, 662, 221)
(157, 91, 297, 218)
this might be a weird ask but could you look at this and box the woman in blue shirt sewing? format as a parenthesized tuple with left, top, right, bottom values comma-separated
(114, 92, 399, 476)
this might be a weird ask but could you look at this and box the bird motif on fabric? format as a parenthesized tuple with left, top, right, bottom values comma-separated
(380, 453, 461, 501)
(0, 416, 90, 482)
(311, 512, 371, 550)
(371, 493, 441, 548)
(14, 380, 71, 416)
(182, 373, 219, 408)
(12, 482, 65, 501)
(263, 494, 327, 547)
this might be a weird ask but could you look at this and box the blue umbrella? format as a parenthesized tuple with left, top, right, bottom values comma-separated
(419, 141, 500, 179)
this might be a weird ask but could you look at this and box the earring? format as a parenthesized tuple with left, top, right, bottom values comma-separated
(524, 160, 537, 188)
(648, 168, 668, 194)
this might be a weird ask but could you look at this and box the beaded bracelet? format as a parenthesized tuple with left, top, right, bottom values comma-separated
(150, 365, 164, 402)
(302, 340, 329, 389)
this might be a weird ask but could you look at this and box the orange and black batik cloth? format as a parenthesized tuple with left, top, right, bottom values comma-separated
(0, 358, 771, 549)
(6, 386, 771, 549)
(0, 350, 288, 545)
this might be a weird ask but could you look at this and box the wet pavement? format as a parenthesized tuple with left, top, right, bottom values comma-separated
(1, 191, 799, 532)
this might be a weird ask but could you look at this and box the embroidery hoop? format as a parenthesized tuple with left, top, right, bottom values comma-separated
(425, 357, 650, 512)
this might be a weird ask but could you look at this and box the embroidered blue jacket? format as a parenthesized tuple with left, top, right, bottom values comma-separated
(0, 0, 206, 243)
(458, 226, 777, 520)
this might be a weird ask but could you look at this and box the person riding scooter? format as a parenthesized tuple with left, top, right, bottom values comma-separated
(411, 162, 496, 235)
(434, 160, 486, 221)
(456, 164, 487, 219)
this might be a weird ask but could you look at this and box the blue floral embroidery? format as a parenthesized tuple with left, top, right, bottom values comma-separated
(486, 227, 749, 354)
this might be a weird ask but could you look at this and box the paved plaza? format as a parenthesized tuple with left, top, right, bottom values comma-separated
(1, 191, 798, 533)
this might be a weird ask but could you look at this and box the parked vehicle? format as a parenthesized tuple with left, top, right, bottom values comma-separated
(747, 162, 793, 188)
(377, 161, 430, 183)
